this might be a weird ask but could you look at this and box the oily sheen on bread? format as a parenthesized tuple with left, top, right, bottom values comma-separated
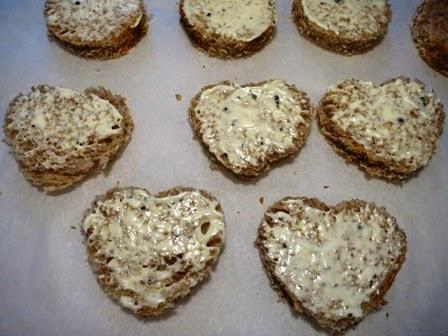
(81, 186, 226, 317)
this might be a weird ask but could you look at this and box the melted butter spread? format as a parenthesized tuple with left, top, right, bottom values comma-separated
(328, 78, 442, 170)
(261, 198, 405, 319)
(45, 0, 142, 43)
(183, 0, 276, 41)
(302, 0, 389, 38)
(82, 188, 225, 312)
(5, 86, 123, 170)
(194, 80, 310, 173)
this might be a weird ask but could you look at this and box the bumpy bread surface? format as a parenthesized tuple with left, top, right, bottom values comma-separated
(44, 0, 148, 60)
(3, 86, 133, 191)
(188, 80, 312, 178)
(317, 77, 445, 180)
(255, 197, 407, 333)
(179, 0, 277, 59)
(81, 186, 225, 317)
(411, 0, 448, 77)
(292, 0, 391, 55)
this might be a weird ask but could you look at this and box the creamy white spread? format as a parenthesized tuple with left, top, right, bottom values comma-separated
(5, 86, 124, 170)
(260, 198, 405, 320)
(183, 0, 276, 41)
(328, 78, 442, 170)
(193, 80, 310, 173)
(301, 0, 389, 38)
(82, 188, 225, 312)
(45, 0, 143, 43)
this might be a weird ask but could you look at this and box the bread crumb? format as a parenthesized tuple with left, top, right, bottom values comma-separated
(175, 94, 182, 102)
(259, 196, 264, 205)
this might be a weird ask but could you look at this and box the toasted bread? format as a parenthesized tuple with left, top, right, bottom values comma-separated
(3, 86, 133, 191)
(411, 0, 448, 77)
(256, 196, 407, 333)
(317, 77, 445, 180)
(179, 0, 277, 58)
(188, 80, 312, 178)
(44, 0, 148, 60)
(81, 186, 226, 317)
(292, 0, 391, 55)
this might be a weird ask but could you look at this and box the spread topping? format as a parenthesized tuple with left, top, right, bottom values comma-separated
(193, 80, 310, 173)
(82, 188, 225, 312)
(260, 198, 405, 319)
(183, 0, 276, 41)
(5, 86, 123, 169)
(301, 0, 389, 38)
(45, 0, 143, 43)
(327, 78, 442, 169)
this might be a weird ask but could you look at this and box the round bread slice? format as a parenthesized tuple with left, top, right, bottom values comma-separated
(44, 0, 148, 60)
(411, 0, 448, 77)
(188, 80, 312, 178)
(3, 86, 133, 192)
(256, 196, 407, 333)
(179, 0, 277, 58)
(292, 0, 392, 55)
(317, 77, 445, 180)
(81, 186, 226, 317)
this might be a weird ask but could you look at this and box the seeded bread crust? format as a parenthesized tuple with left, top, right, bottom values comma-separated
(44, 0, 148, 60)
(316, 77, 445, 180)
(255, 197, 407, 333)
(179, 0, 276, 59)
(411, 0, 448, 77)
(3, 86, 134, 192)
(82, 186, 225, 317)
(291, 0, 391, 56)
(188, 80, 312, 179)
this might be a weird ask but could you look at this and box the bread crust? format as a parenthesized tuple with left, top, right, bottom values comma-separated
(291, 0, 391, 56)
(44, 0, 148, 60)
(188, 80, 312, 178)
(316, 77, 445, 180)
(82, 186, 225, 317)
(411, 0, 448, 77)
(179, 0, 276, 59)
(255, 196, 407, 333)
(3, 86, 134, 192)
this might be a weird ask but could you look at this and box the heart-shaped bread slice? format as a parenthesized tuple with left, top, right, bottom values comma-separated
(189, 80, 312, 178)
(317, 77, 445, 180)
(81, 186, 225, 317)
(256, 197, 407, 333)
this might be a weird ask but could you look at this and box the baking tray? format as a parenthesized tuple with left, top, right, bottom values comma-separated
(0, 1, 447, 335)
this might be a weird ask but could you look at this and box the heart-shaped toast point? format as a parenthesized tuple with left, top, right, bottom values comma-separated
(256, 197, 407, 333)
(82, 186, 225, 317)
(189, 80, 312, 178)
(317, 77, 444, 180)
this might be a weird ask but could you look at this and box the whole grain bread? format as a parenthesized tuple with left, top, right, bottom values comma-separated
(179, 0, 277, 58)
(81, 186, 226, 317)
(411, 0, 448, 77)
(292, 0, 391, 55)
(188, 79, 312, 178)
(44, 0, 148, 60)
(3, 86, 133, 192)
(255, 196, 407, 333)
(316, 77, 444, 180)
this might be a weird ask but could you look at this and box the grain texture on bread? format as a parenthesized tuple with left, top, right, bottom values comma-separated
(411, 0, 448, 77)
(188, 80, 312, 178)
(81, 186, 226, 317)
(44, 0, 148, 60)
(3, 86, 133, 191)
(292, 0, 391, 55)
(180, 0, 277, 58)
(317, 77, 444, 180)
(256, 196, 407, 333)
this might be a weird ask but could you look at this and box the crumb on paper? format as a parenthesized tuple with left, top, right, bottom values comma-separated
(237, 210, 240, 214)
(175, 94, 182, 101)
(202, 65, 206, 69)
(323, 185, 329, 189)
(259, 196, 264, 205)
(70, 226, 77, 230)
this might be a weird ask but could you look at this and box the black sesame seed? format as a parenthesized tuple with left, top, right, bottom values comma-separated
(420, 96, 429, 106)
(334, 0, 342, 4)
(75, 0, 80, 5)
(251, 94, 257, 100)
(397, 117, 405, 124)
(223, 107, 228, 112)
(206, 12, 211, 17)
(358, 225, 362, 230)
(140, 205, 147, 211)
